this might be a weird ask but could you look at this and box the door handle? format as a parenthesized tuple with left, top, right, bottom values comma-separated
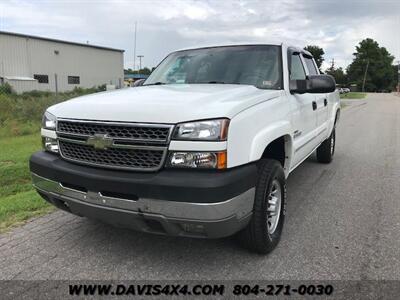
(312, 101, 317, 111)
(324, 98, 328, 107)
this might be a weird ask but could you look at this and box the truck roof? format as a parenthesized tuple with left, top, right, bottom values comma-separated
(173, 43, 312, 57)
(175, 42, 282, 52)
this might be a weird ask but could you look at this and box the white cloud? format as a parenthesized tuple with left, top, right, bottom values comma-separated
(0, 0, 399, 70)
(183, 5, 212, 20)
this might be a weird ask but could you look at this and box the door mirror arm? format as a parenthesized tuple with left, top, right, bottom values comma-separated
(289, 79, 308, 94)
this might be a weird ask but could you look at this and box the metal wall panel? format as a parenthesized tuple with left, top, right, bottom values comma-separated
(0, 33, 124, 93)
(4, 79, 39, 93)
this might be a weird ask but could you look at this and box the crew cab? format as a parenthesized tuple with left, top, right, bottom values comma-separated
(30, 44, 340, 254)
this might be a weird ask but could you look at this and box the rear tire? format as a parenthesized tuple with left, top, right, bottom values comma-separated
(237, 159, 286, 254)
(316, 128, 335, 163)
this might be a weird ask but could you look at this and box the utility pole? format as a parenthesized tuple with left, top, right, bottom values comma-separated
(133, 21, 137, 71)
(362, 59, 369, 93)
(397, 60, 400, 93)
(330, 58, 335, 70)
(137, 55, 144, 71)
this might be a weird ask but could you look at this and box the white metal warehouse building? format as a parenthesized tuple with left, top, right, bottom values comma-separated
(0, 31, 124, 93)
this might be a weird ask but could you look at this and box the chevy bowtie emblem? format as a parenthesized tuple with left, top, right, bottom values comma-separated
(87, 134, 113, 150)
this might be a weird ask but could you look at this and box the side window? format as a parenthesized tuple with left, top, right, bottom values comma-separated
(68, 76, 80, 84)
(303, 56, 318, 75)
(34, 74, 49, 84)
(290, 54, 306, 80)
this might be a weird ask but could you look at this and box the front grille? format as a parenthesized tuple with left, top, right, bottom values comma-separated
(56, 120, 173, 171)
(57, 120, 170, 142)
(59, 140, 165, 170)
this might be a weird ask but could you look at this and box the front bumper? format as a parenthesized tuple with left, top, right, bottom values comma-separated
(30, 151, 257, 238)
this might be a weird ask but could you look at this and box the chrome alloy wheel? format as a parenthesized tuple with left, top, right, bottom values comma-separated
(266, 179, 282, 234)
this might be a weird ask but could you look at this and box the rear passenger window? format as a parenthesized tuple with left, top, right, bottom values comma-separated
(303, 56, 318, 75)
(290, 54, 306, 80)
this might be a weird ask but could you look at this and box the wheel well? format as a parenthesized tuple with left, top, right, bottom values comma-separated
(261, 136, 287, 167)
(335, 109, 340, 125)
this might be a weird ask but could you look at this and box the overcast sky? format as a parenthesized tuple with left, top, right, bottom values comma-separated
(1, 0, 399, 71)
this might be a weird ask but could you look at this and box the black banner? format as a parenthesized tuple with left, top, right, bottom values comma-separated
(1, 280, 400, 299)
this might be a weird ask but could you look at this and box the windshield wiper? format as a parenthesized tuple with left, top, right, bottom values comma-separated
(143, 82, 166, 86)
(193, 81, 226, 84)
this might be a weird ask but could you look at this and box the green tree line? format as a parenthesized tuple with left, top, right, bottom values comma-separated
(304, 39, 398, 92)
(124, 67, 155, 75)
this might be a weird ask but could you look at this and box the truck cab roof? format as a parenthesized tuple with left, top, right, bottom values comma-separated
(174, 43, 312, 57)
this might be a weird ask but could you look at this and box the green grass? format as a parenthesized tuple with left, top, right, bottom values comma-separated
(340, 92, 367, 99)
(0, 134, 54, 232)
(0, 86, 106, 138)
(0, 87, 104, 232)
(0, 134, 40, 197)
(0, 191, 54, 232)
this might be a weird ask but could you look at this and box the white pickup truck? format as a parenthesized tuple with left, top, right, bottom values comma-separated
(30, 44, 340, 254)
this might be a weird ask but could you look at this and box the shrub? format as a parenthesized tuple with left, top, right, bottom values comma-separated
(97, 84, 107, 91)
(0, 94, 14, 125)
(0, 86, 105, 137)
(20, 90, 52, 98)
(0, 83, 15, 95)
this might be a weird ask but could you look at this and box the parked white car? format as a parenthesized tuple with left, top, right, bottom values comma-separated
(31, 44, 340, 254)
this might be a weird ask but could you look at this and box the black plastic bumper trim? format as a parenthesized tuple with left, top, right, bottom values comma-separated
(29, 151, 257, 203)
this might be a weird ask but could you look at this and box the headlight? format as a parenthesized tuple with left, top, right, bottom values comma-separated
(167, 151, 227, 169)
(41, 111, 58, 153)
(173, 119, 229, 141)
(42, 111, 57, 130)
(42, 137, 59, 153)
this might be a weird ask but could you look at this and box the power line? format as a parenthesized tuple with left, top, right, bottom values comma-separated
(133, 21, 137, 71)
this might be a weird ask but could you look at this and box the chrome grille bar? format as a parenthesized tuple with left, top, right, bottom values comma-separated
(57, 119, 173, 143)
(56, 119, 174, 171)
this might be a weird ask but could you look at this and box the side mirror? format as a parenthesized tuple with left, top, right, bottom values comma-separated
(133, 79, 145, 87)
(307, 75, 336, 93)
(290, 75, 336, 94)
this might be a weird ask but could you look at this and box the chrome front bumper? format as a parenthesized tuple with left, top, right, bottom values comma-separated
(32, 173, 254, 238)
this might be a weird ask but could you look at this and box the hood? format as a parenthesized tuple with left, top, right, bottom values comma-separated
(48, 84, 281, 124)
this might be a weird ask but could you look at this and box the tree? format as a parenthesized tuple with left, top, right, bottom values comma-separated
(326, 67, 346, 85)
(139, 67, 152, 75)
(325, 58, 346, 85)
(346, 38, 395, 92)
(304, 45, 325, 71)
(124, 67, 153, 75)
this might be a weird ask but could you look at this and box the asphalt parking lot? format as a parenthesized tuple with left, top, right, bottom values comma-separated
(1, 93, 399, 281)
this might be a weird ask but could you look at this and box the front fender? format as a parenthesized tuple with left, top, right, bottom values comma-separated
(249, 120, 292, 163)
(328, 97, 341, 135)
(226, 94, 292, 170)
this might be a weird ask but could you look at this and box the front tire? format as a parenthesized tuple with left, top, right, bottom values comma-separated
(316, 128, 335, 163)
(238, 159, 286, 254)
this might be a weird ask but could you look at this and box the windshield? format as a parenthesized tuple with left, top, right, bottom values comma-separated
(144, 45, 282, 89)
